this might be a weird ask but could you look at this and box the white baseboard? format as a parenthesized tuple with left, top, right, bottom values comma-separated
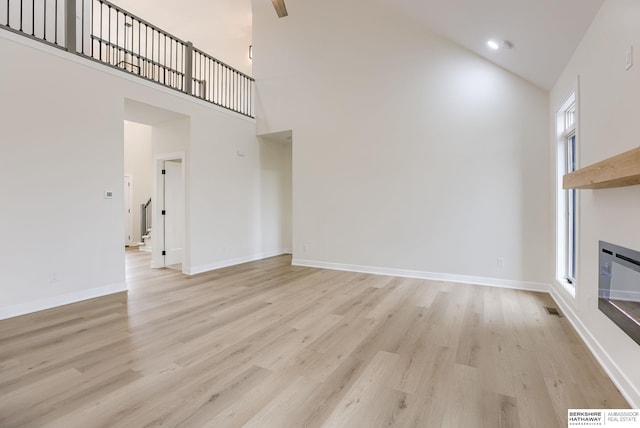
(291, 258, 549, 293)
(549, 287, 640, 408)
(186, 250, 289, 275)
(0, 282, 128, 321)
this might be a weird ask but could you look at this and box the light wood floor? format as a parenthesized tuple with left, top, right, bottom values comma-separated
(0, 250, 628, 427)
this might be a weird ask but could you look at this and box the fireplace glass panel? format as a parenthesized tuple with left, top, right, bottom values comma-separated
(598, 241, 640, 345)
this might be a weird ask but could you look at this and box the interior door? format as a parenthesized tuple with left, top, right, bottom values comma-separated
(163, 160, 184, 266)
(124, 175, 133, 246)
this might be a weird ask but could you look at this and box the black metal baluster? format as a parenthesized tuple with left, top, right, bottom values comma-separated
(207, 55, 212, 101)
(200, 53, 204, 97)
(168, 37, 172, 87)
(99, 2, 103, 60)
(116, 9, 119, 67)
(217, 61, 221, 105)
(107, 5, 111, 63)
(138, 20, 141, 75)
(151, 29, 154, 81)
(144, 24, 148, 78)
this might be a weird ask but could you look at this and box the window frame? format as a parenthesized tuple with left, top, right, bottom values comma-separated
(556, 93, 578, 296)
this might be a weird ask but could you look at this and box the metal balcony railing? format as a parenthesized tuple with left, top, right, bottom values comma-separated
(1, 0, 254, 118)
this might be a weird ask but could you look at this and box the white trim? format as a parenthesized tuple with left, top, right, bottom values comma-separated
(0, 283, 127, 321)
(549, 287, 640, 408)
(152, 153, 187, 272)
(124, 174, 134, 246)
(291, 259, 549, 293)
(186, 250, 289, 275)
(556, 278, 577, 298)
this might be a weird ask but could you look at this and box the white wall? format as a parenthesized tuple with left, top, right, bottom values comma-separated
(124, 121, 152, 244)
(252, 0, 551, 288)
(550, 0, 640, 407)
(0, 30, 288, 319)
(258, 139, 293, 254)
(0, 34, 126, 318)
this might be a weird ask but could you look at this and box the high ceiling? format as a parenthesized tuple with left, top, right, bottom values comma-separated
(113, 0, 605, 91)
(373, 0, 605, 90)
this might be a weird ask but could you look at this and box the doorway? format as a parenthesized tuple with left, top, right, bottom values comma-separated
(152, 154, 185, 271)
(163, 159, 184, 267)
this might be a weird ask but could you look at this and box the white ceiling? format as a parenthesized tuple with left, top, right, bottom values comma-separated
(373, 0, 605, 90)
(111, 0, 604, 91)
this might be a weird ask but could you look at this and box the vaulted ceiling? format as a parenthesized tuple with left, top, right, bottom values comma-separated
(373, 0, 605, 89)
(113, 0, 604, 91)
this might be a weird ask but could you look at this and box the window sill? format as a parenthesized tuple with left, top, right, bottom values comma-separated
(555, 278, 576, 298)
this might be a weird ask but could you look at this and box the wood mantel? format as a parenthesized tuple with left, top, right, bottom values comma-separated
(563, 146, 640, 189)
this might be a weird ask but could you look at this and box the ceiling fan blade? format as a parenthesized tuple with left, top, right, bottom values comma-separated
(271, 0, 288, 18)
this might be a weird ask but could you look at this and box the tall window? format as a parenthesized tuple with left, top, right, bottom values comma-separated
(557, 94, 577, 293)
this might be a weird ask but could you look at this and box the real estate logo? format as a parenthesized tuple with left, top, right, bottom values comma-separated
(568, 409, 640, 427)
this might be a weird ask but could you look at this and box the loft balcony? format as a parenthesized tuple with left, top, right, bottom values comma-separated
(0, 0, 254, 118)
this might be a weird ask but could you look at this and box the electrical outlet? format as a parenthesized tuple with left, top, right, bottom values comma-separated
(303, 243, 309, 252)
(497, 257, 505, 269)
(626, 45, 633, 70)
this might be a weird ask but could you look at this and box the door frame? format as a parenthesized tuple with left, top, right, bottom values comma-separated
(124, 174, 134, 246)
(151, 152, 186, 271)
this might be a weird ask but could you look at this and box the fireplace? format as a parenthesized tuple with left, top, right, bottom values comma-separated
(599, 241, 640, 345)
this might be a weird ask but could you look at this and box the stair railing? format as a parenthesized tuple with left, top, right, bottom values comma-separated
(140, 197, 151, 241)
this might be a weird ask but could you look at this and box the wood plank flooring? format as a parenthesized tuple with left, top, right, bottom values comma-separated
(0, 249, 629, 427)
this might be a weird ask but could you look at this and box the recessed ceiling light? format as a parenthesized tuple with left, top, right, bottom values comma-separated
(487, 40, 514, 51)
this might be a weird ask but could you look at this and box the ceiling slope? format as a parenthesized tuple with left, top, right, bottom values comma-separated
(373, 0, 604, 90)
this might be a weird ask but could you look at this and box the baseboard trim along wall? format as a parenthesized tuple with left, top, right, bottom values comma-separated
(186, 250, 290, 275)
(0, 282, 127, 321)
(292, 258, 549, 293)
(549, 287, 640, 408)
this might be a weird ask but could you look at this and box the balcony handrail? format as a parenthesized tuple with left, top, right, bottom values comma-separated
(192, 46, 253, 81)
